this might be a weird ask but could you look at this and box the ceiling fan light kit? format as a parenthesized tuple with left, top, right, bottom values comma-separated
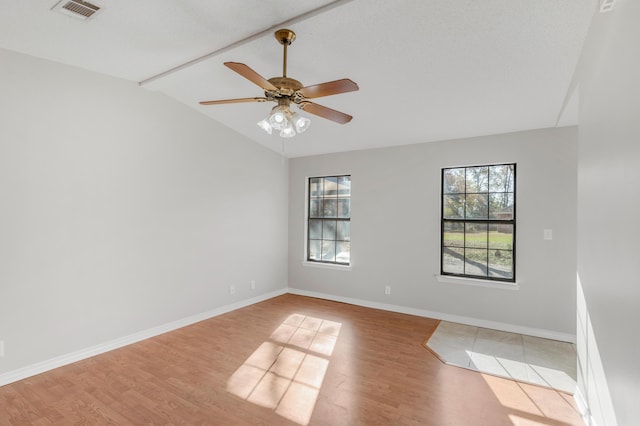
(199, 28, 359, 138)
(261, 102, 311, 138)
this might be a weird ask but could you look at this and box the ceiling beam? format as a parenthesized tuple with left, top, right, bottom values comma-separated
(138, 0, 357, 87)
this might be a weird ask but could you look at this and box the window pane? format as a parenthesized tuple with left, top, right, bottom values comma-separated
(322, 199, 337, 218)
(309, 178, 322, 197)
(489, 193, 514, 219)
(336, 242, 350, 263)
(489, 250, 513, 279)
(443, 222, 464, 247)
(442, 247, 464, 274)
(441, 164, 515, 282)
(308, 240, 321, 261)
(308, 175, 351, 265)
(465, 223, 487, 248)
(489, 164, 515, 193)
(443, 168, 465, 194)
(465, 248, 488, 276)
(321, 241, 336, 262)
(309, 219, 322, 239)
(488, 225, 513, 250)
(322, 220, 337, 240)
(443, 194, 464, 219)
(337, 199, 350, 218)
(466, 167, 488, 193)
(337, 176, 351, 196)
(465, 194, 488, 219)
(309, 199, 320, 218)
(337, 221, 350, 241)
(322, 177, 338, 196)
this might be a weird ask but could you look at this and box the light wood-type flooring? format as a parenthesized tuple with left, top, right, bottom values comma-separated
(0, 294, 583, 425)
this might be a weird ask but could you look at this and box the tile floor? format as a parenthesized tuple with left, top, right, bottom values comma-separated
(426, 321, 577, 394)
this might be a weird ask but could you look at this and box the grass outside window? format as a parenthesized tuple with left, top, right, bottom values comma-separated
(441, 164, 516, 282)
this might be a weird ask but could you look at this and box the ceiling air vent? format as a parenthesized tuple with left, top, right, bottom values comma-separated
(51, 0, 101, 20)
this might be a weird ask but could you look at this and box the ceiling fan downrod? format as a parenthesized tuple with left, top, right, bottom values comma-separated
(275, 29, 296, 78)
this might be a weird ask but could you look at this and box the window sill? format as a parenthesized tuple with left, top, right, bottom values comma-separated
(302, 261, 352, 271)
(435, 274, 519, 290)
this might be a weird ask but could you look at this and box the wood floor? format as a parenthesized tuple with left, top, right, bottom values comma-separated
(0, 294, 583, 425)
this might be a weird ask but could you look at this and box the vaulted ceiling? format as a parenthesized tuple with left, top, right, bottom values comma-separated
(0, 0, 594, 157)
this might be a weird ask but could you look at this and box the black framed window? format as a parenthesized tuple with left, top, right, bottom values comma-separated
(308, 175, 351, 265)
(441, 164, 516, 281)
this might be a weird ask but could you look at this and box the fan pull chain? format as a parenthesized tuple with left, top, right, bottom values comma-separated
(281, 139, 285, 164)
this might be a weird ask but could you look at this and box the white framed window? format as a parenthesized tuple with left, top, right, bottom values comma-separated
(441, 164, 516, 282)
(307, 175, 351, 265)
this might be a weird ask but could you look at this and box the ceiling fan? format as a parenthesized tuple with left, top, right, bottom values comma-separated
(199, 28, 359, 138)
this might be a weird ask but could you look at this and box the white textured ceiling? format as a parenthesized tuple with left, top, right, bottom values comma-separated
(0, 0, 594, 157)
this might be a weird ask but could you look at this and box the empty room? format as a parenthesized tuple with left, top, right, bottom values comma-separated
(1, 1, 638, 425)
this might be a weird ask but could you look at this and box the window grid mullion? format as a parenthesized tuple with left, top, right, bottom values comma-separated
(441, 164, 515, 282)
(307, 175, 351, 265)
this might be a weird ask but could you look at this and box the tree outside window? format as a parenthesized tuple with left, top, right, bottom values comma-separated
(441, 164, 515, 281)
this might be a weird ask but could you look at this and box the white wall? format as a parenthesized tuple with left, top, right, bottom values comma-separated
(0, 49, 289, 376)
(576, 1, 640, 425)
(289, 127, 578, 338)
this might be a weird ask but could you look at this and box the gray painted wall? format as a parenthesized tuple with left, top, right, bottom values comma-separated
(0, 49, 289, 375)
(576, 2, 640, 424)
(289, 127, 578, 337)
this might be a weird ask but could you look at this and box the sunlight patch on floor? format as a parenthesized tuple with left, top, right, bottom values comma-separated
(227, 314, 342, 425)
(480, 373, 580, 426)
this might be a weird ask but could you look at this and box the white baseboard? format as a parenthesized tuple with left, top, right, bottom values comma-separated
(0, 288, 287, 388)
(1, 286, 576, 388)
(574, 387, 597, 426)
(287, 287, 576, 343)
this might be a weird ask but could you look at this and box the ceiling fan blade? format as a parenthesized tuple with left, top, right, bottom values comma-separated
(299, 102, 353, 124)
(298, 79, 359, 99)
(224, 62, 277, 91)
(199, 97, 267, 106)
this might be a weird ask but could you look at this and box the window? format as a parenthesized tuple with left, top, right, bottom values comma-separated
(307, 175, 351, 265)
(441, 164, 515, 282)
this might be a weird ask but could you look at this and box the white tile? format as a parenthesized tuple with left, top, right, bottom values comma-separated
(522, 363, 552, 388)
(530, 364, 577, 394)
(474, 328, 525, 362)
(427, 321, 577, 394)
(522, 335, 577, 379)
(469, 352, 509, 377)
(497, 357, 530, 382)
(438, 322, 478, 342)
(429, 343, 473, 368)
(428, 321, 477, 349)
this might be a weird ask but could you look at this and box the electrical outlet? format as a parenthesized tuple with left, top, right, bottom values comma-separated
(385, 285, 391, 295)
(0, 340, 4, 357)
(250, 280, 256, 290)
(229, 285, 236, 295)
(544, 229, 553, 240)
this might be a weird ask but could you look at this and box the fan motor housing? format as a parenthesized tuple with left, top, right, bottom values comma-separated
(268, 77, 303, 96)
